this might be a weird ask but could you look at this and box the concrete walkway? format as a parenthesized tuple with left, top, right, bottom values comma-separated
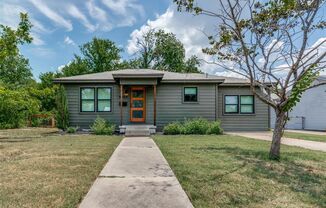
(285, 129, 326, 135)
(227, 131, 326, 152)
(79, 137, 193, 208)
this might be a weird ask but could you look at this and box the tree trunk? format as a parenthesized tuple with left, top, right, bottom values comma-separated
(269, 110, 287, 160)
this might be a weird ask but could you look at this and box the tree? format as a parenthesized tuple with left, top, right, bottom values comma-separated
(184, 55, 201, 73)
(60, 56, 89, 77)
(133, 29, 201, 72)
(80, 37, 122, 72)
(0, 55, 34, 88)
(59, 38, 123, 77)
(56, 85, 69, 130)
(39, 72, 58, 89)
(117, 58, 142, 69)
(153, 29, 188, 71)
(0, 87, 39, 129)
(135, 28, 156, 68)
(175, 0, 326, 159)
(0, 13, 32, 61)
(0, 13, 34, 88)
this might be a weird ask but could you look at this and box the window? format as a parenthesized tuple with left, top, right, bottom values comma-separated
(97, 88, 112, 112)
(224, 95, 255, 114)
(184, 87, 198, 102)
(240, 95, 254, 114)
(81, 88, 95, 112)
(224, 95, 239, 114)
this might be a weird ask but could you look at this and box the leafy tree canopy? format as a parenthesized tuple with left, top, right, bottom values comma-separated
(133, 29, 201, 73)
(0, 13, 34, 88)
(60, 38, 122, 77)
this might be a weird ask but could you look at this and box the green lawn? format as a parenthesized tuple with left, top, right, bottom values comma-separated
(284, 131, 326, 143)
(154, 135, 326, 208)
(0, 128, 122, 208)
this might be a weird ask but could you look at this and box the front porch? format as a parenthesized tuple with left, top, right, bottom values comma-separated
(114, 71, 163, 133)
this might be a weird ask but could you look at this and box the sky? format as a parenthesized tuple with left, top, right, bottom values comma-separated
(0, 0, 325, 80)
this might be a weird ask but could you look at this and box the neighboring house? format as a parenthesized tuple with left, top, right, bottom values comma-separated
(54, 69, 270, 132)
(271, 76, 326, 131)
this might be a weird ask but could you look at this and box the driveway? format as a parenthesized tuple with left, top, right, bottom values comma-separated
(79, 137, 193, 208)
(227, 131, 326, 152)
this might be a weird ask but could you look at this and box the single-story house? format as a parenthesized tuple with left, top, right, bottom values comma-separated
(270, 76, 326, 131)
(53, 69, 270, 133)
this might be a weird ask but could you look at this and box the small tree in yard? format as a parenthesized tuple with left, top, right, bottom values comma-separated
(175, 0, 326, 159)
(56, 85, 69, 130)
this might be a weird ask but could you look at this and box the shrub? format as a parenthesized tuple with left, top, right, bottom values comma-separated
(56, 85, 69, 130)
(206, 121, 223, 135)
(163, 118, 223, 135)
(67, 126, 78, 134)
(163, 122, 184, 135)
(183, 118, 210, 134)
(0, 87, 40, 129)
(90, 117, 115, 135)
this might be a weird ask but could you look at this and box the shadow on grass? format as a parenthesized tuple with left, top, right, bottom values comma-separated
(192, 146, 326, 207)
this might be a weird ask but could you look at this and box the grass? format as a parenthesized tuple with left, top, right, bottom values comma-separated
(283, 132, 326, 143)
(154, 135, 326, 208)
(0, 128, 122, 208)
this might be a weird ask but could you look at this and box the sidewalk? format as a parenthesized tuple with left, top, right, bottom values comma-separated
(79, 137, 193, 208)
(227, 131, 326, 152)
(285, 129, 326, 135)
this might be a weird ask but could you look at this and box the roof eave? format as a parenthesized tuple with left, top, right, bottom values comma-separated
(53, 79, 116, 84)
(161, 79, 224, 83)
(219, 83, 273, 86)
(112, 74, 164, 79)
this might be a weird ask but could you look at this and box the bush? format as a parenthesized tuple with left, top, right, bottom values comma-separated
(183, 118, 210, 135)
(0, 87, 40, 129)
(67, 126, 78, 134)
(56, 85, 69, 130)
(206, 121, 223, 135)
(163, 118, 223, 135)
(90, 117, 115, 135)
(163, 122, 184, 135)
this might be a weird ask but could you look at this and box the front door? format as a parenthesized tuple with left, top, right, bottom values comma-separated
(130, 87, 146, 122)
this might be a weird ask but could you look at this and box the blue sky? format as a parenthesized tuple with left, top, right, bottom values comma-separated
(1, 0, 325, 80)
(0, 0, 171, 79)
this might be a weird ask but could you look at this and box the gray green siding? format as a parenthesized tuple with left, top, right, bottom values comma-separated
(65, 84, 121, 128)
(64, 83, 269, 131)
(217, 86, 269, 131)
(156, 84, 216, 129)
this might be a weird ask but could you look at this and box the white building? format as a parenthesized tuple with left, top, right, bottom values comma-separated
(270, 76, 326, 131)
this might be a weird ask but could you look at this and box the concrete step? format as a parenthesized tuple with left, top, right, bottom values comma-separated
(125, 129, 150, 136)
(119, 125, 156, 136)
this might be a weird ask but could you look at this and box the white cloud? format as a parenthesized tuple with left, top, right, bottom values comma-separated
(31, 32, 45, 46)
(67, 4, 97, 32)
(29, 47, 56, 57)
(0, 2, 48, 45)
(29, 0, 73, 31)
(64, 36, 76, 46)
(127, 3, 326, 79)
(86, 0, 107, 22)
(127, 6, 220, 74)
(101, 0, 145, 27)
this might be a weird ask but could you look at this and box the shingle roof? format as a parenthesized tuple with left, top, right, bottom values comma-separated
(53, 68, 250, 84)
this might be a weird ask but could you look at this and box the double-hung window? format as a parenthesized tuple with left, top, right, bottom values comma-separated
(224, 95, 239, 114)
(224, 95, 254, 114)
(184, 87, 198, 102)
(80, 87, 112, 112)
(97, 88, 112, 112)
(81, 88, 95, 112)
(240, 95, 254, 114)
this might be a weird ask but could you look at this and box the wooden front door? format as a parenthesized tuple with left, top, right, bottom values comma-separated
(130, 87, 146, 122)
